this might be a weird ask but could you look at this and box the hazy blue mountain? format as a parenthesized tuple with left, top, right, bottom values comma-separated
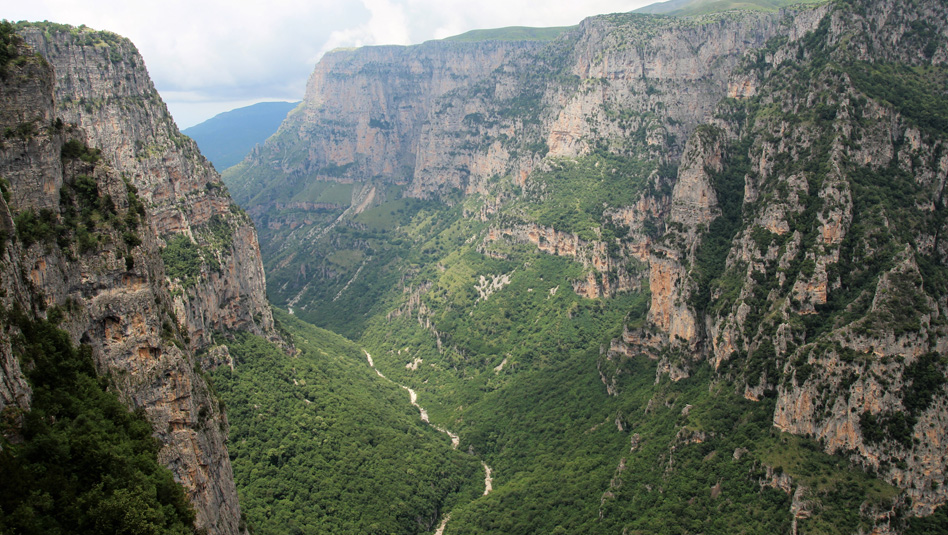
(183, 101, 299, 171)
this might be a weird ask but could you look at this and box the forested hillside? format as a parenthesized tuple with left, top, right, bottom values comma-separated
(207, 312, 482, 534)
(183, 101, 300, 172)
(224, 0, 948, 532)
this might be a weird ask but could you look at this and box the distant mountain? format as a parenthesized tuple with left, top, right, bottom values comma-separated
(183, 101, 299, 171)
(635, 0, 826, 16)
(442, 25, 573, 42)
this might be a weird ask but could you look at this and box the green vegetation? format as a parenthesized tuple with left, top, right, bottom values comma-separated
(259, 192, 459, 338)
(209, 311, 481, 534)
(635, 0, 828, 17)
(364, 309, 895, 534)
(14, 208, 61, 249)
(846, 62, 948, 136)
(160, 215, 236, 289)
(519, 151, 654, 241)
(16, 21, 132, 53)
(0, 310, 196, 534)
(688, 134, 751, 313)
(442, 26, 574, 43)
(160, 234, 205, 288)
(61, 139, 102, 163)
(860, 352, 947, 447)
(342, 179, 893, 533)
(907, 504, 948, 535)
(289, 179, 353, 205)
(14, 141, 146, 258)
(0, 20, 21, 76)
(182, 101, 299, 171)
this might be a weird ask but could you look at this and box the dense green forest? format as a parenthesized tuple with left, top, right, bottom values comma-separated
(347, 199, 900, 534)
(217, 150, 908, 533)
(208, 312, 482, 534)
(0, 311, 196, 535)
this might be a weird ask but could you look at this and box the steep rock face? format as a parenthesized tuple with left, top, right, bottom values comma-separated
(483, 223, 643, 298)
(406, 10, 793, 198)
(646, 126, 727, 355)
(549, 10, 787, 154)
(21, 25, 274, 350)
(668, 125, 725, 246)
(0, 38, 57, 418)
(630, 0, 948, 515)
(227, 7, 810, 325)
(222, 0, 948, 527)
(227, 40, 541, 206)
(0, 27, 264, 533)
(230, 8, 792, 203)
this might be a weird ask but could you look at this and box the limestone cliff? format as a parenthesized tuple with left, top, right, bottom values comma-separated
(623, 0, 948, 517)
(227, 5, 801, 322)
(0, 25, 275, 534)
(226, 39, 544, 207)
(223, 0, 947, 528)
(21, 24, 274, 350)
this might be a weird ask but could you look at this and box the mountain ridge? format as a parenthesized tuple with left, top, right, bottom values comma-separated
(226, 0, 948, 531)
(183, 101, 300, 172)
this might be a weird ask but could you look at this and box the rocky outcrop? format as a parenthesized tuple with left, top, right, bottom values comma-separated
(660, 0, 948, 515)
(21, 25, 274, 350)
(668, 125, 725, 249)
(483, 223, 643, 298)
(0, 25, 275, 533)
(0, 37, 54, 423)
(220, 0, 948, 526)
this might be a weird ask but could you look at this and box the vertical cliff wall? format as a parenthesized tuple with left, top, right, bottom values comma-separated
(613, 0, 948, 515)
(21, 25, 274, 350)
(229, 10, 791, 201)
(226, 0, 948, 527)
(226, 39, 547, 209)
(0, 24, 278, 533)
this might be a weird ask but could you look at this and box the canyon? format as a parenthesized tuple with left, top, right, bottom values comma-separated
(227, 0, 948, 531)
(2, 0, 947, 532)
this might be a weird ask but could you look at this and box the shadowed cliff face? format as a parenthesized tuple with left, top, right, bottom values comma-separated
(0, 25, 281, 534)
(21, 26, 274, 352)
(227, 0, 948, 527)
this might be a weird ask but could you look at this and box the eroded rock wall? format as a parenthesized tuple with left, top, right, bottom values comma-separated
(0, 27, 269, 533)
(21, 26, 274, 350)
(624, 0, 948, 515)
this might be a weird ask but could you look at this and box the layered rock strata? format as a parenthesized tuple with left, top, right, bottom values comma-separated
(0, 25, 277, 533)
(21, 25, 274, 350)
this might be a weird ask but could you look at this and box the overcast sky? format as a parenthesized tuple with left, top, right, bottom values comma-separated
(5, 0, 655, 128)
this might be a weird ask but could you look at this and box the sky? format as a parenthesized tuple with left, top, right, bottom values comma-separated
(3, 0, 656, 128)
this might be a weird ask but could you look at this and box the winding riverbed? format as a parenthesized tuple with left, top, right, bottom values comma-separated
(363, 350, 493, 531)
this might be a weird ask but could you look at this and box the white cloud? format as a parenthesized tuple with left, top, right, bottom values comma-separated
(4, 0, 654, 127)
(320, 0, 412, 54)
